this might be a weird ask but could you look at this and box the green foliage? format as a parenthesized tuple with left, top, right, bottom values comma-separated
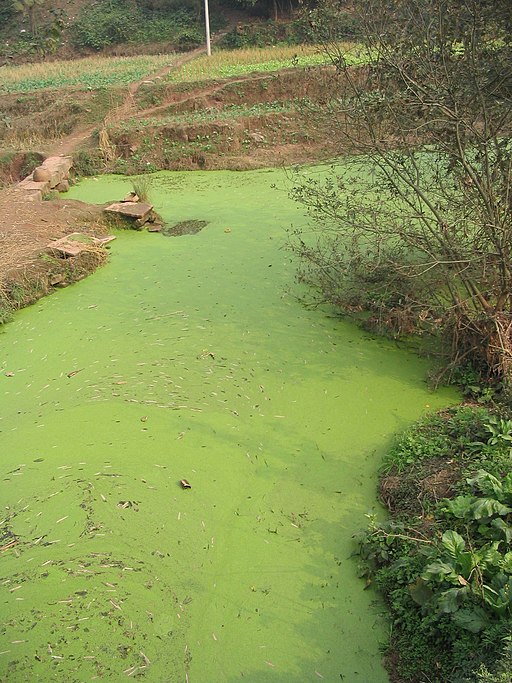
(421, 523, 512, 618)
(71, 1, 204, 51)
(359, 405, 512, 681)
(0, 300, 14, 325)
(71, 1, 141, 50)
(13, 0, 45, 34)
(0, 6, 65, 58)
(72, 150, 103, 177)
(217, 17, 342, 49)
(486, 418, 512, 449)
(0, 2, 15, 32)
(301, 0, 361, 44)
(442, 471, 512, 534)
(0, 54, 172, 94)
(382, 405, 492, 473)
(449, 364, 499, 404)
(476, 645, 512, 682)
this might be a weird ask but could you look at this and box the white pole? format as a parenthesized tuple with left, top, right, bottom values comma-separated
(204, 0, 211, 56)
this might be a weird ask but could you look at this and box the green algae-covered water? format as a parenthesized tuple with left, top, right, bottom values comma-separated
(1, 168, 457, 682)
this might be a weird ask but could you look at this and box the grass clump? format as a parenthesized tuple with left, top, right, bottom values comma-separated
(358, 405, 512, 682)
(130, 176, 152, 202)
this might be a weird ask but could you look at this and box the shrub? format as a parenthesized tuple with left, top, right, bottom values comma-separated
(218, 15, 360, 50)
(72, 150, 103, 177)
(358, 405, 512, 682)
(70, 2, 209, 51)
(0, 3, 15, 34)
(71, 1, 140, 50)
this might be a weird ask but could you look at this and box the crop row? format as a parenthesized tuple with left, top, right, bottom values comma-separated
(167, 43, 362, 84)
(0, 44, 362, 95)
(0, 54, 176, 95)
(118, 100, 299, 132)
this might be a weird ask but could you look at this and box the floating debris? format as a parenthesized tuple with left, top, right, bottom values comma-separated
(67, 369, 84, 378)
(180, 479, 191, 490)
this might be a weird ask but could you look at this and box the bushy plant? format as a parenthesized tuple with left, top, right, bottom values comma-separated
(70, 1, 207, 51)
(219, 13, 360, 50)
(359, 405, 512, 681)
(71, 1, 140, 50)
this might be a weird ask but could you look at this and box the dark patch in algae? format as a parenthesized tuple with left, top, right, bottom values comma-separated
(161, 219, 209, 237)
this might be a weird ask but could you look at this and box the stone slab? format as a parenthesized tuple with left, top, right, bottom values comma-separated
(17, 155, 73, 199)
(18, 178, 50, 193)
(104, 202, 154, 221)
(41, 156, 73, 189)
(47, 232, 116, 257)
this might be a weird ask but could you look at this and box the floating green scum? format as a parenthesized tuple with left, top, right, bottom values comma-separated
(0, 166, 457, 682)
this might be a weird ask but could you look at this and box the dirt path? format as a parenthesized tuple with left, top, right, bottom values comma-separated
(56, 71, 277, 158)
(50, 45, 209, 157)
(128, 72, 276, 122)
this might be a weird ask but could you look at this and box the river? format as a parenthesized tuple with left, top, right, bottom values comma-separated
(0, 167, 457, 682)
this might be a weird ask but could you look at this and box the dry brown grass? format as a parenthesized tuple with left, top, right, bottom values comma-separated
(0, 230, 36, 289)
(0, 188, 106, 279)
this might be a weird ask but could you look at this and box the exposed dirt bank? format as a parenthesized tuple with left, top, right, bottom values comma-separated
(0, 189, 108, 322)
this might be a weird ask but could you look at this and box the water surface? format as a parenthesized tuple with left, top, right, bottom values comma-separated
(0, 168, 457, 682)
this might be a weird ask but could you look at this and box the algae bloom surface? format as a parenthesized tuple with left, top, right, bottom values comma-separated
(0, 168, 457, 682)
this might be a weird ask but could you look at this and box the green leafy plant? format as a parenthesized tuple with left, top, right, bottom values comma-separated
(486, 418, 512, 449)
(358, 406, 512, 681)
(420, 528, 512, 627)
(443, 471, 512, 541)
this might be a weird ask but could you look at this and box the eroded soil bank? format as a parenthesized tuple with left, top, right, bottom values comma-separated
(0, 168, 458, 682)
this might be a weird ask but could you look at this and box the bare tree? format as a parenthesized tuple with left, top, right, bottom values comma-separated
(290, 0, 512, 384)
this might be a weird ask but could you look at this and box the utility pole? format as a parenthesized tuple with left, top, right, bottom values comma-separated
(204, 0, 211, 56)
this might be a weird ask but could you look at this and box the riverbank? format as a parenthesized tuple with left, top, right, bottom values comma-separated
(0, 186, 111, 323)
(359, 405, 512, 682)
